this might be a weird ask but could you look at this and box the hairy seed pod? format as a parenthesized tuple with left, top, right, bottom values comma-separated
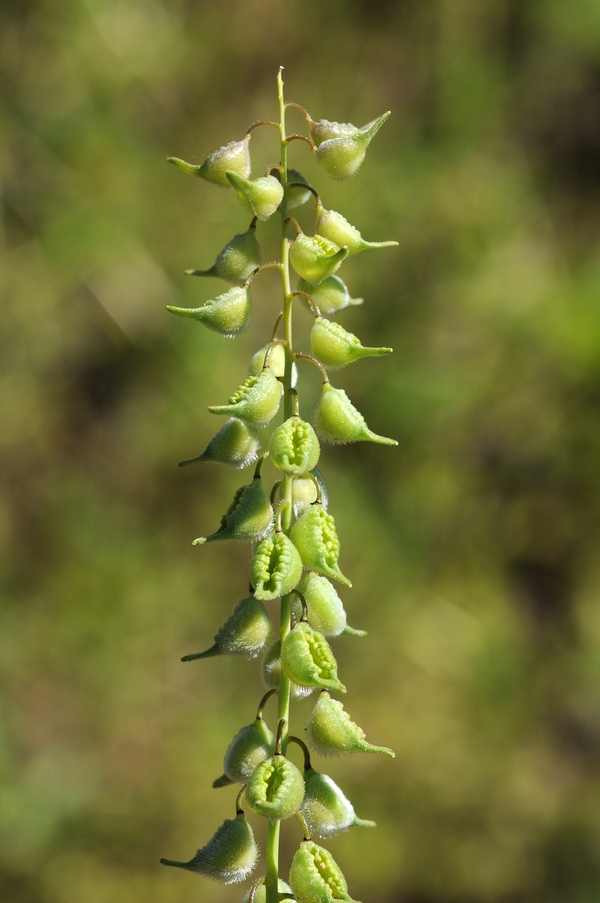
(262, 640, 313, 699)
(160, 812, 259, 883)
(297, 277, 362, 317)
(305, 691, 395, 758)
(167, 137, 251, 187)
(313, 384, 397, 446)
(313, 112, 390, 181)
(281, 621, 346, 693)
(187, 225, 261, 285)
(209, 369, 282, 426)
(226, 171, 284, 220)
(316, 207, 397, 255)
(290, 233, 348, 284)
(183, 596, 272, 661)
(290, 504, 351, 587)
(307, 117, 366, 146)
(300, 768, 375, 838)
(289, 840, 359, 903)
(246, 754, 305, 820)
(294, 573, 346, 637)
(249, 343, 285, 378)
(269, 416, 320, 475)
(293, 469, 328, 519)
(167, 286, 251, 337)
(194, 479, 273, 544)
(215, 716, 276, 786)
(242, 879, 293, 903)
(310, 318, 392, 369)
(179, 418, 260, 469)
(250, 532, 304, 601)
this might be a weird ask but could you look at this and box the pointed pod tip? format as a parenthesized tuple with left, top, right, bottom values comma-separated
(353, 817, 376, 828)
(160, 858, 189, 869)
(342, 625, 367, 637)
(192, 537, 207, 546)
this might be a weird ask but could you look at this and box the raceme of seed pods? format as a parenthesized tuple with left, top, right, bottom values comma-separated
(160, 70, 396, 903)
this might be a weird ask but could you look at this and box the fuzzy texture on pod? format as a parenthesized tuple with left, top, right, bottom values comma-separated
(242, 879, 293, 903)
(300, 768, 375, 838)
(166, 286, 251, 337)
(160, 813, 259, 883)
(250, 532, 304, 601)
(310, 318, 392, 369)
(194, 479, 273, 544)
(209, 369, 282, 426)
(246, 754, 305, 820)
(281, 621, 345, 693)
(183, 596, 272, 661)
(289, 840, 359, 903)
(305, 691, 395, 758)
(290, 233, 348, 284)
(216, 717, 275, 786)
(168, 137, 251, 187)
(316, 207, 397, 255)
(313, 112, 390, 181)
(262, 640, 313, 700)
(307, 117, 369, 145)
(313, 384, 397, 446)
(293, 469, 328, 519)
(297, 277, 362, 317)
(290, 504, 351, 587)
(294, 573, 346, 637)
(269, 416, 321, 475)
(226, 171, 284, 220)
(186, 226, 261, 284)
(179, 418, 260, 469)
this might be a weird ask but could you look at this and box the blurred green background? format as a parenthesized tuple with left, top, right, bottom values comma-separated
(2, 1, 600, 901)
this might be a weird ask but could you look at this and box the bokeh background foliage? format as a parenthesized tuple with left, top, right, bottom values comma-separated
(2, 0, 600, 901)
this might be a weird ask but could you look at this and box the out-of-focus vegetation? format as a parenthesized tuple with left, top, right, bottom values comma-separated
(2, 1, 600, 901)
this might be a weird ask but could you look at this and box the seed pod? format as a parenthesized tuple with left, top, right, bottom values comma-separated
(249, 343, 286, 379)
(194, 479, 273, 545)
(186, 225, 261, 285)
(246, 754, 305, 820)
(160, 812, 259, 883)
(167, 136, 251, 188)
(269, 416, 320, 475)
(216, 716, 276, 786)
(281, 621, 346, 693)
(250, 532, 304, 601)
(293, 469, 328, 519)
(313, 384, 397, 446)
(262, 640, 313, 700)
(179, 418, 260, 469)
(307, 117, 365, 146)
(182, 596, 273, 662)
(242, 879, 293, 903)
(290, 504, 351, 587)
(290, 233, 348, 285)
(313, 112, 390, 181)
(310, 318, 392, 369)
(295, 573, 346, 637)
(297, 277, 362, 317)
(226, 171, 284, 220)
(316, 207, 397, 255)
(209, 369, 282, 426)
(305, 691, 395, 758)
(167, 286, 251, 338)
(300, 768, 375, 838)
(287, 169, 313, 209)
(289, 840, 359, 903)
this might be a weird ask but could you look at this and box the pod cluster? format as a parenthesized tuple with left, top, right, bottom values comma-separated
(161, 71, 396, 903)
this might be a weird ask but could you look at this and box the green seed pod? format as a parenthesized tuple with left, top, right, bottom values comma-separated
(313, 384, 397, 446)
(262, 640, 313, 699)
(289, 840, 359, 903)
(179, 418, 261, 469)
(269, 416, 321, 475)
(287, 169, 313, 209)
(183, 596, 272, 662)
(290, 233, 349, 285)
(300, 768, 375, 838)
(242, 878, 293, 903)
(310, 318, 392, 369)
(167, 136, 251, 188)
(249, 343, 286, 379)
(166, 286, 251, 338)
(307, 117, 365, 146)
(186, 225, 261, 285)
(194, 479, 273, 545)
(160, 812, 259, 883)
(313, 112, 390, 181)
(293, 469, 328, 519)
(209, 369, 282, 426)
(281, 621, 346, 693)
(226, 171, 284, 220)
(216, 716, 275, 786)
(295, 573, 346, 637)
(246, 754, 305, 820)
(297, 277, 362, 317)
(251, 532, 304, 601)
(290, 504, 351, 587)
(305, 691, 395, 758)
(316, 207, 397, 255)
